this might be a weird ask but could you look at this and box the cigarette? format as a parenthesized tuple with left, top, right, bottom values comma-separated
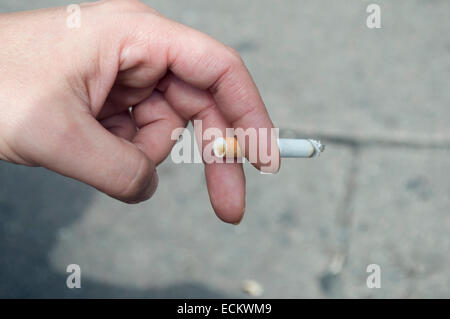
(213, 137, 325, 159)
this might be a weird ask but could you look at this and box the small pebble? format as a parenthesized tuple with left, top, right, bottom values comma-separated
(241, 280, 264, 297)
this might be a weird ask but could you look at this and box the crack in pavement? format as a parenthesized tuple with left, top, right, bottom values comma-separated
(318, 144, 360, 296)
(280, 128, 449, 296)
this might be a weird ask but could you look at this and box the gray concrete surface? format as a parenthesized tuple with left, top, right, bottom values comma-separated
(1, 0, 449, 298)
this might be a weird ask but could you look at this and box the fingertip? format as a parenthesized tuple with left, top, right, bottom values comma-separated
(212, 195, 246, 225)
(112, 148, 158, 204)
(206, 163, 246, 224)
(259, 154, 281, 174)
(145, 169, 159, 200)
(116, 167, 158, 205)
(258, 131, 281, 174)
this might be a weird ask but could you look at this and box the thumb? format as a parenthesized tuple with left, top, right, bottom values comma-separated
(36, 113, 158, 204)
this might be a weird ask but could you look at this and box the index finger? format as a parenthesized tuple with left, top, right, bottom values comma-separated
(163, 22, 280, 173)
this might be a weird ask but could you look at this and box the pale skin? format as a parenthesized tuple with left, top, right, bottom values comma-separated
(0, 0, 280, 224)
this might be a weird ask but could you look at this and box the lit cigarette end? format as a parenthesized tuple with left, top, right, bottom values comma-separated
(309, 139, 325, 157)
(213, 137, 243, 158)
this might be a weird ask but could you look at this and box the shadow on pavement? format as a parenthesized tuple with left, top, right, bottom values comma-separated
(0, 162, 230, 298)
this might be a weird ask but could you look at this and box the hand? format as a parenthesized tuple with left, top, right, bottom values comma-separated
(0, 0, 279, 224)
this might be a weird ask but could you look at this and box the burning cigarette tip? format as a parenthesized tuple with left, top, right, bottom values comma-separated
(309, 139, 325, 157)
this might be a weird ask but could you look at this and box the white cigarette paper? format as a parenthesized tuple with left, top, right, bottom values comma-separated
(277, 138, 324, 158)
(213, 137, 324, 159)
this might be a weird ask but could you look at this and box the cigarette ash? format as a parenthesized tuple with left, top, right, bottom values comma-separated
(309, 139, 325, 157)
